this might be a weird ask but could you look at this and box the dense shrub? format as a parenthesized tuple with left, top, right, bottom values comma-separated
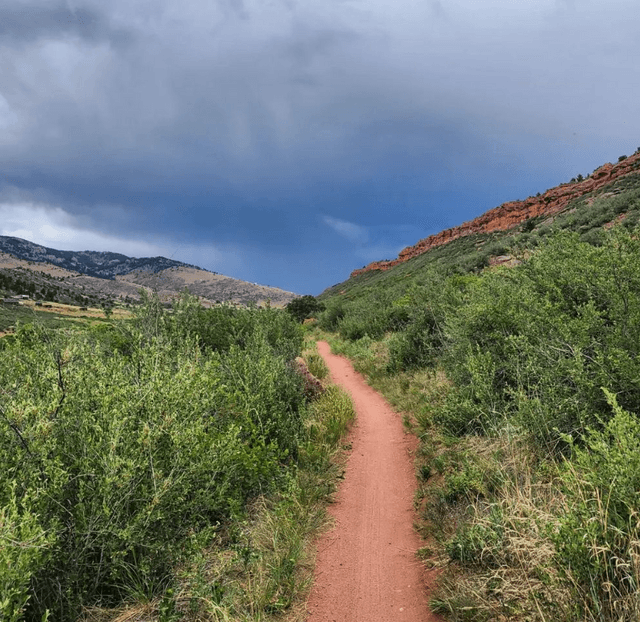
(386, 275, 468, 372)
(318, 300, 346, 332)
(160, 293, 303, 360)
(0, 298, 306, 620)
(285, 295, 325, 323)
(436, 230, 640, 445)
(388, 306, 445, 371)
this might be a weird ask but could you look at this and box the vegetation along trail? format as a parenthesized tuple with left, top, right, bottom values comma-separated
(306, 341, 442, 622)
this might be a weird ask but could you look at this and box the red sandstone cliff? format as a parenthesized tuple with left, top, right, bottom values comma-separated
(351, 152, 640, 277)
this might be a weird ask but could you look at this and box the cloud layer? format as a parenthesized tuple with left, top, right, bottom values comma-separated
(1, 0, 638, 293)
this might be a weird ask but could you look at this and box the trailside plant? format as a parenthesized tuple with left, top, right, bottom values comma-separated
(554, 390, 640, 619)
(0, 296, 311, 621)
(285, 295, 325, 323)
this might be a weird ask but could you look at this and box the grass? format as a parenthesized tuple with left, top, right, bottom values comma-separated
(0, 301, 131, 335)
(0, 302, 71, 333)
(427, 436, 577, 622)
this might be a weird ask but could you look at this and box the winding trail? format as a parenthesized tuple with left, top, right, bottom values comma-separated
(306, 341, 442, 622)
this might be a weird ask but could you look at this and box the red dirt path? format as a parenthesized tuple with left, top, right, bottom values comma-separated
(306, 342, 442, 622)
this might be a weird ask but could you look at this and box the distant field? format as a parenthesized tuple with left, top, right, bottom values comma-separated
(0, 300, 131, 335)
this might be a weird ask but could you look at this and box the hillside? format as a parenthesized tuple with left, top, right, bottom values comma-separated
(0, 238, 297, 307)
(351, 149, 640, 278)
(321, 150, 640, 301)
(117, 266, 297, 306)
(313, 150, 640, 622)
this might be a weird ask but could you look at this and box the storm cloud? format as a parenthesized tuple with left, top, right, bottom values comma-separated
(1, 0, 638, 292)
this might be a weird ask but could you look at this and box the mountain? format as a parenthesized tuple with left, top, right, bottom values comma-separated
(0, 237, 298, 307)
(0, 236, 201, 279)
(351, 150, 640, 278)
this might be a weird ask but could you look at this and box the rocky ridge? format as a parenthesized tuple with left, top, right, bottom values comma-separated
(351, 151, 640, 277)
(0, 236, 200, 278)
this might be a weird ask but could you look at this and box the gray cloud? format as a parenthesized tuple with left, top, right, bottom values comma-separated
(0, 0, 638, 292)
(323, 216, 369, 245)
(0, 1, 131, 46)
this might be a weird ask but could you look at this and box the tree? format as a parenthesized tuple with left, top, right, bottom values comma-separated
(285, 295, 325, 323)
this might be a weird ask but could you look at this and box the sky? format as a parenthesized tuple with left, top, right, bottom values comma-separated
(1, 0, 638, 294)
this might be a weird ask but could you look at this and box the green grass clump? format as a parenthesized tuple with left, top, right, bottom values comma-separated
(304, 352, 329, 380)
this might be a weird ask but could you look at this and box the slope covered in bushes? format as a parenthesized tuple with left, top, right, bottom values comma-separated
(316, 195, 640, 620)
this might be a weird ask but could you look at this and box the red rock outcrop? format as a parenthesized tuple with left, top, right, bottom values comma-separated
(351, 152, 640, 277)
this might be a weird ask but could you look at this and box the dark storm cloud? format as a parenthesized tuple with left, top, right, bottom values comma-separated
(0, 1, 131, 46)
(1, 0, 639, 293)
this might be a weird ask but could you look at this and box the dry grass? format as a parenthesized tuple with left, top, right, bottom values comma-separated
(557, 464, 640, 622)
(0, 252, 84, 277)
(428, 435, 576, 622)
(20, 300, 132, 320)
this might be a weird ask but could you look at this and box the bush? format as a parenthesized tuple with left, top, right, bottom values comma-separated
(387, 306, 445, 371)
(438, 230, 640, 444)
(554, 390, 640, 619)
(0, 492, 52, 622)
(285, 295, 325, 323)
(318, 301, 346, 332)
(0, 300, 307, 620)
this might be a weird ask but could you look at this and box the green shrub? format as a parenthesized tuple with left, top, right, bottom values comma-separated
(437, 230, 640, 445)
(285, 295, 325, 323)
(318, 301, 346, 332)
(305, 352, 329, 380)
(554, 390, 640, 618)
(0, 491, 52, 622)
(0, 300, 307, 620)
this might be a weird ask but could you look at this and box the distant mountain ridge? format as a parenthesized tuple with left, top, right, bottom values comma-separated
(351, 150, 640, 277)
(0, 236, 200, 279)
(0, 236, 298, 307)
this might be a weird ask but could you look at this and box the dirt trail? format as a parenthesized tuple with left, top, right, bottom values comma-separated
(306, 341, 442, 622)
